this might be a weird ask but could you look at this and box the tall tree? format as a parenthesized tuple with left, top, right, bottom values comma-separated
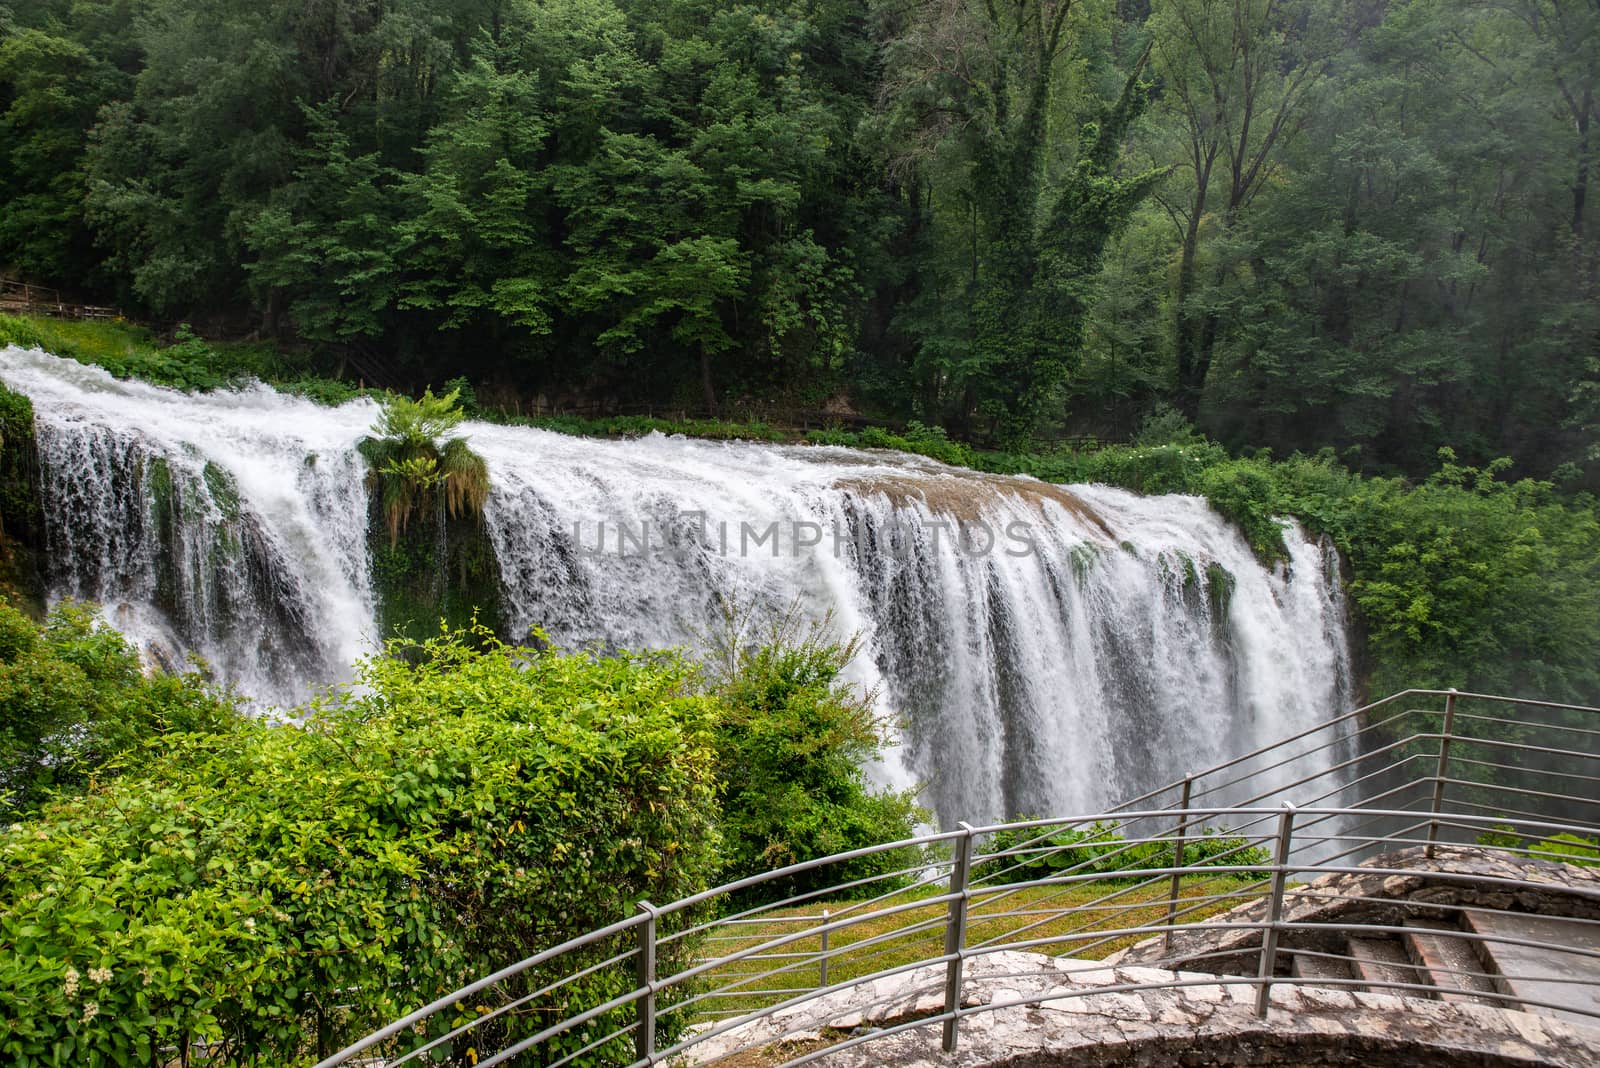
(1150, 0, 1329, 419)
(877, 0, 1159, 443)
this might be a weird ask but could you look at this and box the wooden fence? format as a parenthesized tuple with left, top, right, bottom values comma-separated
(0, 278, 124, 321)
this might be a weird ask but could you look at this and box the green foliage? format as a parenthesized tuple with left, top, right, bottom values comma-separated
(1324, 452, 1600, 702)
(703, 605, 925, 903)
(0, 314, 359, 401)
(0, 380, 40, 546)
(361, 389, 502, 643)
(0, 625, 721, 1065)
(1530, 833, 1600, 867)
(811, 420, 975, 467)
(1196, 462, 1289, 562)
(364, 388, 489, 546)
(977, 819, 1269, 882)
(1476, 826, 1600, 867)
(0, 598, 239, 818)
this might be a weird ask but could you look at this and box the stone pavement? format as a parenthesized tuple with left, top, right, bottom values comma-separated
(683, 950, 1600, 1066)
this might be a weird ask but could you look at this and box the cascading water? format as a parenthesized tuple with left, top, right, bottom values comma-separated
(2, 348, 376, 707)
(1, 347, 1352, 823)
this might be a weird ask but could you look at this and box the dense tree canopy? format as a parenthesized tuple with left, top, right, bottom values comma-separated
(0, 0, 1596, 476)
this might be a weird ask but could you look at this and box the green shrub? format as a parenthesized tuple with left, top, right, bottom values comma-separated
(0, 625, 721, 1066)
(0, 314, 48, 351)
(976, 819, 1269, 883)
(0, 598, 238, 817)
(1476, 826, 1600, 867)
(0, 383, 41, 544)
(363, 388, 489, 546)
(704, 606, 925, 903)
(1529, 833, 1600, 867)
(1197, 460, 1288, 562)
(1335, 452, 1600, 702)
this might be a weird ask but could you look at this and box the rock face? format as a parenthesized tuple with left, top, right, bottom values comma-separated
(683, 951, 1600, 1067)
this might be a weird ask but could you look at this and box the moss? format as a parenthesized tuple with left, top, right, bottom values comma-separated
(140, 457, 182, 617)
(1068, 542, 1101, 585)
(202, 462, 242, 520)
(1157, 549, 1197, 589)
(0, 384, 45, 615)
(369, 503, 504, 645)
(1205, 562, 1236, 627)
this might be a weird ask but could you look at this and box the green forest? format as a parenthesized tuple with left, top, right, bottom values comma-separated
(2, 0, 1596, 472)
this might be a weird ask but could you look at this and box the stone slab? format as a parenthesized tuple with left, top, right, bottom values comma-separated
(1347, 935, 1422, 996)
(1465, 908, 1600, 1027)
(683, 949, 1600, 1066)
(1404, 918, 1499, 1005)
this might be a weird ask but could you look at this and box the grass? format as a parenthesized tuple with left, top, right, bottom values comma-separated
(0, 313, 368, 403)
(667, 871, 1265, 1029)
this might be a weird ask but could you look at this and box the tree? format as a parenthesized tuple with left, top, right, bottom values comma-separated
(0, 0, 145, 287)
(1149, 0, 1329, 419)
(875, 0, 1159, 443)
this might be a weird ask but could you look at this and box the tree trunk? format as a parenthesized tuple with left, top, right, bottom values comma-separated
(700, 349, 719, 417)
(1174, 208, 1208, 419)
(1573, 87, 1591, 240)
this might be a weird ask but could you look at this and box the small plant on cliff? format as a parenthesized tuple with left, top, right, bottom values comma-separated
(364, 387, 489, 545)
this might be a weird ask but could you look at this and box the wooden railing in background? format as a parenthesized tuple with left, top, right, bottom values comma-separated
(0, 277, 124, 322)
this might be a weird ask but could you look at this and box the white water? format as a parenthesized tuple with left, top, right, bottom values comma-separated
(1, 347, 1352, 824)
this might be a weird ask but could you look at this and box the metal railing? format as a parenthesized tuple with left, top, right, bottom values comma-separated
(313, 690, 1600, 1066)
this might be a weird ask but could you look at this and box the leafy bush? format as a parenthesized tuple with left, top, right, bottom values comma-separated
(0, 314, 48, 351)
(0, 598, 238, 818)
(703, 606, 925, 903)
(1530, 833, 1600, 867)
(0, 626, 722, 1066)
(0, 383, 40, 544)
(1197, 460, 1288, 561)
(976, 819, 1269, 882)
(1325, 452, 1600, 702)
(1476, 826, 1600, 867)
(814, 420, 975, 466)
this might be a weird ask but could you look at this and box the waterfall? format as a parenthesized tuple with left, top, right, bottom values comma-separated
(2, 348, 376, 706)
(2, 347, 1352, 823)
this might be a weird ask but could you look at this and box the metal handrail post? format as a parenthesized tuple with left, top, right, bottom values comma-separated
(819, 910, 830, 988)
(941, 822, 976, 1053)
(1255, 803, 1297, 1017)
(1162, 776, 1195, 952)
(1426, 689, 1460, 857)
(636, 901, 661, 1065)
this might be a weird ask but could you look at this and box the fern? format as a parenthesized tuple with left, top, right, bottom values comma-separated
(365, 388, 490, 545)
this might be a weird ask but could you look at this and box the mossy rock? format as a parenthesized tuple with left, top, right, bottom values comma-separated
(369, 501, 505, 645)
(141, 456, 182, 616)
(1068, 542, 1101, 585)
(202, 461, 242, 520)
(1205, 561, 1236, 628)
(0, 384, 45, 614)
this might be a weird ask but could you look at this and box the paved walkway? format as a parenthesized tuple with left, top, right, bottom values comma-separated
(687, 950, 1600, 1066)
